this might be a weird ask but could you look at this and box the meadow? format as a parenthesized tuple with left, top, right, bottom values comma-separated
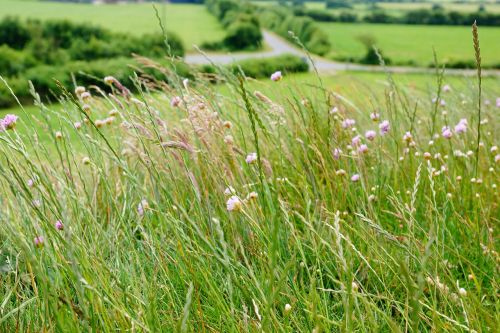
(0, 49, 499, 331)
(320, 22, 500, 67)
(0, 0, 225, 50)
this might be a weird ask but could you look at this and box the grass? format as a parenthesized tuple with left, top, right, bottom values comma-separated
(0, 55, 498, 331)
(0, 0, 225, 50)
(320, 22, 500, 67)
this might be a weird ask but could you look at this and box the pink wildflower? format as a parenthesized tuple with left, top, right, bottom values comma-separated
(351, 135, 361, 146)
(333, 148, 342, 160)
(442, 84, 451, 92)
(270, 71, 282, 82)
(351, 174, 360, 182)
(34, 236, 44, 248)
(226, 196, 242, 211)
(55, 220, 64, 230)
(170, 96, 182, 107)
(365, 130, 376, 141)
(246, 152, 258, 164)
(370, 112, 380, 121)
(442, 126, 453, 139)
(454, 119, 468, 134)
(379, 120, 390, 135)
(1, 114, 18, 130)
(358, 144, 368, 154)
(342, 119, 356, 129)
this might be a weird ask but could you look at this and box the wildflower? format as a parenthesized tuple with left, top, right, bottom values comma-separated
(247, 192, 258, 200)
(109, 109, 119, 116)
(104, 76, 116, 85)
(351, 135, 361, 146)
(370, 112, 380, 121)
(442, 84, 451, 92)
(27, 179, 34, 187)
(34, 236, 44, 248)
(75, 86, 86, 96)
(82, 157, 91, 165)
(442, 126, 452, 139)
(1, 114, 18, 130)
(368, 194, 376, 202)
(495, 154, 500, 163)
(80, 92, 91, 101)
(423, 152, 431, 160)
(454, 119, 468, 134)
(226, 196, 242, 212)
(137, 199, 149, 217)
(330, 107, 338, 114)
(496, 97, 500, 108)
(55, 131, 63, 139)
(95, 120, 105, 128)
(491, 146, 498, 153)
(332, 148, 342, 160)
(224, 186, 235, 196)
(104, 117, 115, 125)
(284, 303, 292, 314)
(170, 96, 182, 107)
(270, 71, 282, 82)
(458, 288, 467, 297)
(222, 121, 232, 129)
(403, 131, 413, 143)
(365, 130, 376, 141)
(55, 220, 64, 230)
(74, 122, 82, 130)
(82, 104, 91, 113)
(342, 118, 355, 129)
(351, 174, 360, 182)
(246, 152, 258, 164)
(379, 120, 390, 135)
(358, 144, 368, 154)
(336, 169, 346, 176)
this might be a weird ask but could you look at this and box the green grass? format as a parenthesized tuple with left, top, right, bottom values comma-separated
(0, 0, 225, 50)
(0, 56, 498, 331)
(320, 22, 500, 67)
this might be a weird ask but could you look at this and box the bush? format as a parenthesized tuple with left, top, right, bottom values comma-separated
(223, 21, 262, 51)
(0, 46, 36, 76)
(0, 17, 31, 49)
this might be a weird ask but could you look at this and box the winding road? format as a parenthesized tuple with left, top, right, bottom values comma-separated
(185, 31, 500, 76)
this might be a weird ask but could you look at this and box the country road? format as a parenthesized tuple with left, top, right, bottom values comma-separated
(185, 31, 500, 77)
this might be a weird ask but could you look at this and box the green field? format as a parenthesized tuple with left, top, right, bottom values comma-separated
(320, 22, 500, 67)
(0, 0, 225, 50)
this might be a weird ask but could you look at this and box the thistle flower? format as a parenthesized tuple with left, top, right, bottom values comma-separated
(442, 126, 453, 139)
(1, 114, 18, 130)
(442, 84, 451, 92)
(351, 174, 360, 182)
(226, 196, 242, 212)
(342, 119, 355, 129)
(170, 96, 182, 107)
(370, 112, 380, 121)
(423, 152, 432, 160)
(246, 152, 257, 164)
(55, 220, 64, 230)
(270, 71, 282, 82)
(379, 120, 390, 135)
(365, 130, 376, 141)
(454, 119, 468, 134)
(34, 236, 44, 248)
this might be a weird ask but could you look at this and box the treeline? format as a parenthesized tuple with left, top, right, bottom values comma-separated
(204, 0, 263, 51)
(294, 7, 500, 26)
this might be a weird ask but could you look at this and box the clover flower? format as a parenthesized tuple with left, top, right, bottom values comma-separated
(442, 126, 453, 139)
(55, 220, 64, 230)
(351, 174, 360, 182)
(454, 118, 468, 134)
(1, 114, 18, 130)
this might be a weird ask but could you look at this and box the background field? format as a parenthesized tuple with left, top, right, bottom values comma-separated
(0, 0, 225, 50)
(321, 22, 500, 67)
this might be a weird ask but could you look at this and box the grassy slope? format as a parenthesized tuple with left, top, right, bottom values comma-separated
(320, 22, 500, 67)
(0, 0, 225, 50)
(0, 61, 498, 332)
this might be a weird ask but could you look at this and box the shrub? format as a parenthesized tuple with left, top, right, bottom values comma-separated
(230, 54, 309, 78)
(0, 17, 31, 49)
(223, 21, 262, 51)
(0, 46, 36, 76)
